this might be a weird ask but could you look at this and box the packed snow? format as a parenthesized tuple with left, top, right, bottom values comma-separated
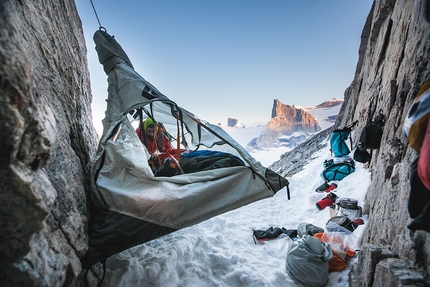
(101, 104, 371, 287)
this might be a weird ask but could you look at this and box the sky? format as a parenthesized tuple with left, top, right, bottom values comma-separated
(100, 125, 371, 286)
(75, 0, 373, 136)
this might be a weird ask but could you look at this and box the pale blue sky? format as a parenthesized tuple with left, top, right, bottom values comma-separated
(75, 1, 373, 134)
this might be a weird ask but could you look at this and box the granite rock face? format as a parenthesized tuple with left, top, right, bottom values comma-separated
(334, 0, 430, 285)
(268, 99, 321, 134)
(0, 0, 98, 286)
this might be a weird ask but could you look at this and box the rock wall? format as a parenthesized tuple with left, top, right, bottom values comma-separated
(334, 0, 430, 285)
(0, 0, 98, 286)
(268, 99, 321, 134)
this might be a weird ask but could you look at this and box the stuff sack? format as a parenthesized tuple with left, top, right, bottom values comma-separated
(321, 157, 355, 181)
(285, 235, 333, 287)
(353, 148, 371, 163)
(297, 222, 325, 237)
(358, 110, 385, 150)
(335, 198, 363, 220)
(354, 110, 385, 163)
(330, 127, 352, 157)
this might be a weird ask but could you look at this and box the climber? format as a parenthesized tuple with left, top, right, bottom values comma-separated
(136, 118, 179, 176)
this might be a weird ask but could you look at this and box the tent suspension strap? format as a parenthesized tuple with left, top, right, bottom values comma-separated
(89, 0, 104, 29)
(176, 117, 181, 161)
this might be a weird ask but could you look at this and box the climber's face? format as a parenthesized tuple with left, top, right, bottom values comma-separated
(145, 125, 155, 139)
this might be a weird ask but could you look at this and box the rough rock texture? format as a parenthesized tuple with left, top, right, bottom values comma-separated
(334, 0, 430, 285)
(268, 99, 321, 134)
(0, 0, 98, 286)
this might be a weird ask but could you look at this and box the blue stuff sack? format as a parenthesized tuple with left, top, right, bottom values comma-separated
(330, 128, 352, 157)
(322, 157, 355, 181)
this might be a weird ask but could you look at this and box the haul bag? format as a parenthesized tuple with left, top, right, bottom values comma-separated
(285, 235, 333, 287)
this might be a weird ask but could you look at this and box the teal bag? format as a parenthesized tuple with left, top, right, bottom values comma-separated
(330, 128, 352, 157)
(321, 159, 355, 181)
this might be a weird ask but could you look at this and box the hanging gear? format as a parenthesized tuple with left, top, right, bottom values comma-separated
(403, 79, 430, 152)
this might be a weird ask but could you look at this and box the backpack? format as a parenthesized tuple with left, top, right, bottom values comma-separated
(354, 110, 385, 163)
(285, 235, 333, 287)
(321, 157, 355, 181)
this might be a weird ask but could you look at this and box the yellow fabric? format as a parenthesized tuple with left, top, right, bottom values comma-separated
(143, 118, 154, 132)
(409, 115, 430, 151)
(407, 78, 430, 152)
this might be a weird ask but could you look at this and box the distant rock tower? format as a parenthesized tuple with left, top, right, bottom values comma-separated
(227, 118, 244, 128)
(268, 99, 321, 134)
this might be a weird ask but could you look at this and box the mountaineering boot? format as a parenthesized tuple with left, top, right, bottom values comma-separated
(325, 183, 338, 193)
(315, 181, 330, 192)
(315, 192, 338, 210)
(93, 29, 134, 74)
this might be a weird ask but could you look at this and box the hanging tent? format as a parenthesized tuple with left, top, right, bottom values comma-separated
(82, 29, 289, 268)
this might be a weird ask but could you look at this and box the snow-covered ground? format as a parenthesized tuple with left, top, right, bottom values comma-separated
(102, 104, 371, 286)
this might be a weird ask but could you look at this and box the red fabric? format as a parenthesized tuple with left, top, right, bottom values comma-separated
(314, 233, 356, 272)
(418, 116, 430, 190)
(136, 126, 175, 162)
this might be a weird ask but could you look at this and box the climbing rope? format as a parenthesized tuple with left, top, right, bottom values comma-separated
(89, 0, 104, 30)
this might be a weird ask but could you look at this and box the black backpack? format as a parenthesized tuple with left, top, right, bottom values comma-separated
(354, 110, 385, 163)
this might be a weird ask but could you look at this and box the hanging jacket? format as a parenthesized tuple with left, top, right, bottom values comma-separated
(418, 116, 430, 190)
(404, 78, 430, 233)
